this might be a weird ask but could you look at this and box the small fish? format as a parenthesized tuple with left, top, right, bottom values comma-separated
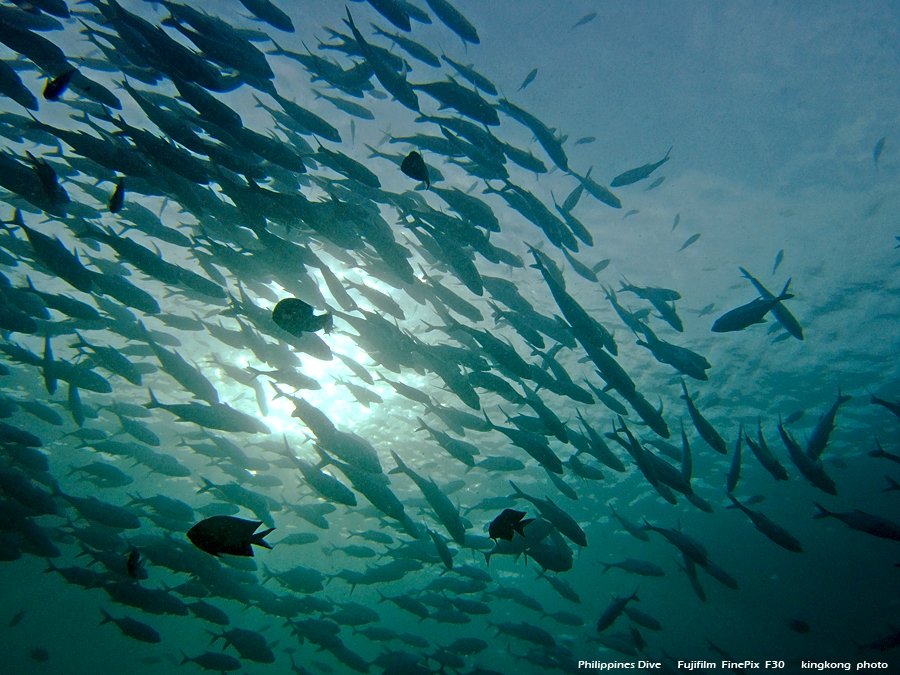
(401, 150, 430, 188)
(9, 610, 25, 627)
(772, 249, 784, 274)
(517, 68, 537, 92)
(789, 619, 810, 634)
(672, 213, 680, 231)
(30, 648, 49, 663)
(43, 68, 77, 101)
(610, 147, 672, 187)
(678, 233, 701, 252)
(592, 259, 611, 273)
(574, 136, 596, 146)
(570, 11, 597, 31)
(187, 516, 274, 557)
(646, 176, 665, 190)
(874, 136, 887, 168)
(108, 178, 124, 214)
(784, 410, 804, 424)
(272, 298, 333, 336)
(125, 548, 143, 579)
(622, 209, 640, 220)
(488, 509, 534, 541)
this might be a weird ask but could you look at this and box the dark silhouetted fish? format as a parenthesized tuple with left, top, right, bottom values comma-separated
(401, 150, 430, 188)
(42, 68, 77, 101)
(272, 298, 333, 337)
(187, 516, 274, 557)
(488, 509, 534, 541)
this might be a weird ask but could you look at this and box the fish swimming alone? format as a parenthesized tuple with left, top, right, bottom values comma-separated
(186, 516, 274, 557)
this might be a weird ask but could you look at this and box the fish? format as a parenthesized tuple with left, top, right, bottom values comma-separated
(789, 619, 811, 634)
(570, 12, 598, 31)
(271, 298, 333, 336)
(238, 0, 294, 32)
(813, 503, 900, 542)
(424, 0, 480, 44)
(738, 267, 804, 340)
(772, 249, 784, 274)
(108, 178, 125, 214)
(806, 390, 851, 460)
(518, 68, 538, 91)
(610, 147, 672, 187)
(400, 150, 430, 188)
(712, 284, 794, 333)
(678, 233, 701, 251)
(42, 68, 77, 101)
(596, 590, 639, 632)
(727, 494, 803, 553)
(874, 136, 887, 167)
(366, 0, 412, 32)
(99, 608, 161, 644)
(681, 380, 727, 454)
(488, 509, 535, 541)
(186, 516, 274, 557)
(726, 427, 743, 493)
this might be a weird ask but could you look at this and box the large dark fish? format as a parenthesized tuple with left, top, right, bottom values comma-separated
(272, 298, 333, 337)
(401, 150, 430, 188)
(187, 516, 274, 557)
(488, 509, 534, 541)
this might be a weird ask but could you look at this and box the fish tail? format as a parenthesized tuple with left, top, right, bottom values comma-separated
(599, 562, 612, 574)
(252, 528, 274, 550)
(812, 502, 831, 520)
(144, 388, 159, 409)
(389, 450, 407, 473)
(179, 650, 191, 666)
(98, 608, 113, 625)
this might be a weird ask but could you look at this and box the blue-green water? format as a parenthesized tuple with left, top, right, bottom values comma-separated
(0, 1, 898, 674)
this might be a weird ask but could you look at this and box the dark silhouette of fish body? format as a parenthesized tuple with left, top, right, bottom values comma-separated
(187, 516, 274, 557)
(489, 508, 534, 541)
(43, 68, 77, 101)
(272, 298, 332, 336)
(712, 291, 793, 333)
(401, 150, 430, 187)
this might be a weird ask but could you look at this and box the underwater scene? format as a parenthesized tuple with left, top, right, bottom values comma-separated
(0, 1, 898, 673)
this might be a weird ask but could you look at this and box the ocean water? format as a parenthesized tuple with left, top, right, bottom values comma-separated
(0, 1, 898, 674)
